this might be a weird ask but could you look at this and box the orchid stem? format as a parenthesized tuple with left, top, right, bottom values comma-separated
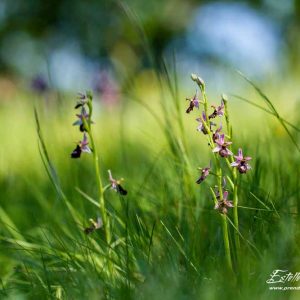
(83, 95, 113, 275)
(223, 97, 241, 257)
(232, 169, 241, 254)
(221, 214, 233, 272)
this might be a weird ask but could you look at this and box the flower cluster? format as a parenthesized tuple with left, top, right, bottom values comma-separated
(191, 98, 252, 174)
(71, 93, 93, 159)
(185, 75, 252, 214)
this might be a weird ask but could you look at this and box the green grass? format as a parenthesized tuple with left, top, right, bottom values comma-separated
(0, 70, 300, 300)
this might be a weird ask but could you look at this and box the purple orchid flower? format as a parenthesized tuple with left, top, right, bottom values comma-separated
(212, 134, 233, 157)
(80, 133, 92, 153)
(209, 100, 225, 119)
(214, 191, 234, 214)
(31, 75, 48, 93)
(108, 170, 127, 195)
(186, 92, 200, 113)
(231, 148, 252, 174)
(196, 166, 210, 184)
(196, 112, 216, 135)
(70, 133, 91, 158)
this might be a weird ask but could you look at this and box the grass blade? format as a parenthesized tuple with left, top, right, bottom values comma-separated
(237, 71, 300, 152)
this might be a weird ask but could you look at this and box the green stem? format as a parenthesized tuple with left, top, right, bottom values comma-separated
(84, 99, 114, 277)
(88, 127, 111, 245)
(232, 169, 240, 253)
(82, 102, 111, 245)
(216, 158, 233, 271)
(221, 214, 233, 272)
(223, 94, 232, 139)
(223, 96, 241, 255)
(201, 85, 209, 119)
(210, 187, 233, 272)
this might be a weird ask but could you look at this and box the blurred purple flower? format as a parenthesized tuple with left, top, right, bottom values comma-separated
(214, 191, 233, 214)
(209, 100, 225, 119)
(31, 75, 48, 93)
(231, 148, 252, 174)
(80, 133, 92, 153)
(93, 71, 120, 106)
(212, 134, 233, 157)
(108, 170, 127, 195)
(196, 166, 210, 184)
(186, 92, 200, 113)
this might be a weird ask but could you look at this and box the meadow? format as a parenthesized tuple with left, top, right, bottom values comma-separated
(0, 64, 300, 300)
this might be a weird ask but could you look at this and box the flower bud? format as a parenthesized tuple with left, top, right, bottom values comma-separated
(86, 90, 93, 101)
(221, 94, 228, 104)
(191, 74, 205, 88)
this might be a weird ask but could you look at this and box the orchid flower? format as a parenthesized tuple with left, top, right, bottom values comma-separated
(212, 134, 233, 157)
(186, 91, 200, 113)
(214, 191, 234, 214)
(209, 100, 225, 119)
(196, 166, 210, 184)
(231, 148, 252, 174)
(108, 170, 128, 195)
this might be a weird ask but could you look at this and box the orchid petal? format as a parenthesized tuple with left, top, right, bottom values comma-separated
(73, 120, 82, 126)
(227, 149, 233, 156)
(223, 191, 228, 200)
(81, 146, 92, 153)
(238, 148, 243, 158)
(213, 146, 221, 153)
(226, 201, 234, 207)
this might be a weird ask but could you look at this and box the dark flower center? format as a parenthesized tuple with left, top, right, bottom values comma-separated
(219, 147, 229, 157)
(238, 162, 248, 174)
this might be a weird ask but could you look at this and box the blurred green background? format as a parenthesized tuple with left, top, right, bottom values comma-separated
(1, 0, 300, 299)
